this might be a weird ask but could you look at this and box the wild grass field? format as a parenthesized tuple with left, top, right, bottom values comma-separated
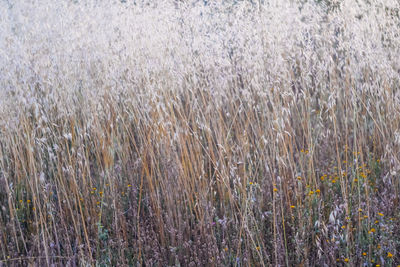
(0, 0, 400, 266)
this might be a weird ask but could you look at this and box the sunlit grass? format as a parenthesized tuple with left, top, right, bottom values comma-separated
(0, 0, 399, 266)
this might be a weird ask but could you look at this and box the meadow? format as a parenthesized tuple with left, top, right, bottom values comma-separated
(0, 0, 400, 266)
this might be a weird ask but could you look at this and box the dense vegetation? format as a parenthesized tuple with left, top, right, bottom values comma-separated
(0, 0, 399, 266)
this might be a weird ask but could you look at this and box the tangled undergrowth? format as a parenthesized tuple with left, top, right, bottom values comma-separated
(0, 0, 400, 266)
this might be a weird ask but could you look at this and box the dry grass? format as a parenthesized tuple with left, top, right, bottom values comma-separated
(0, 0, 400, 266)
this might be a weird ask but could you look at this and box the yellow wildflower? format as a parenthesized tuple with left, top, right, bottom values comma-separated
(387, 252, 393, 258)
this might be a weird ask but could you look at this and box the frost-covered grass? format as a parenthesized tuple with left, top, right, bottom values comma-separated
(0, 0, 400, 266)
